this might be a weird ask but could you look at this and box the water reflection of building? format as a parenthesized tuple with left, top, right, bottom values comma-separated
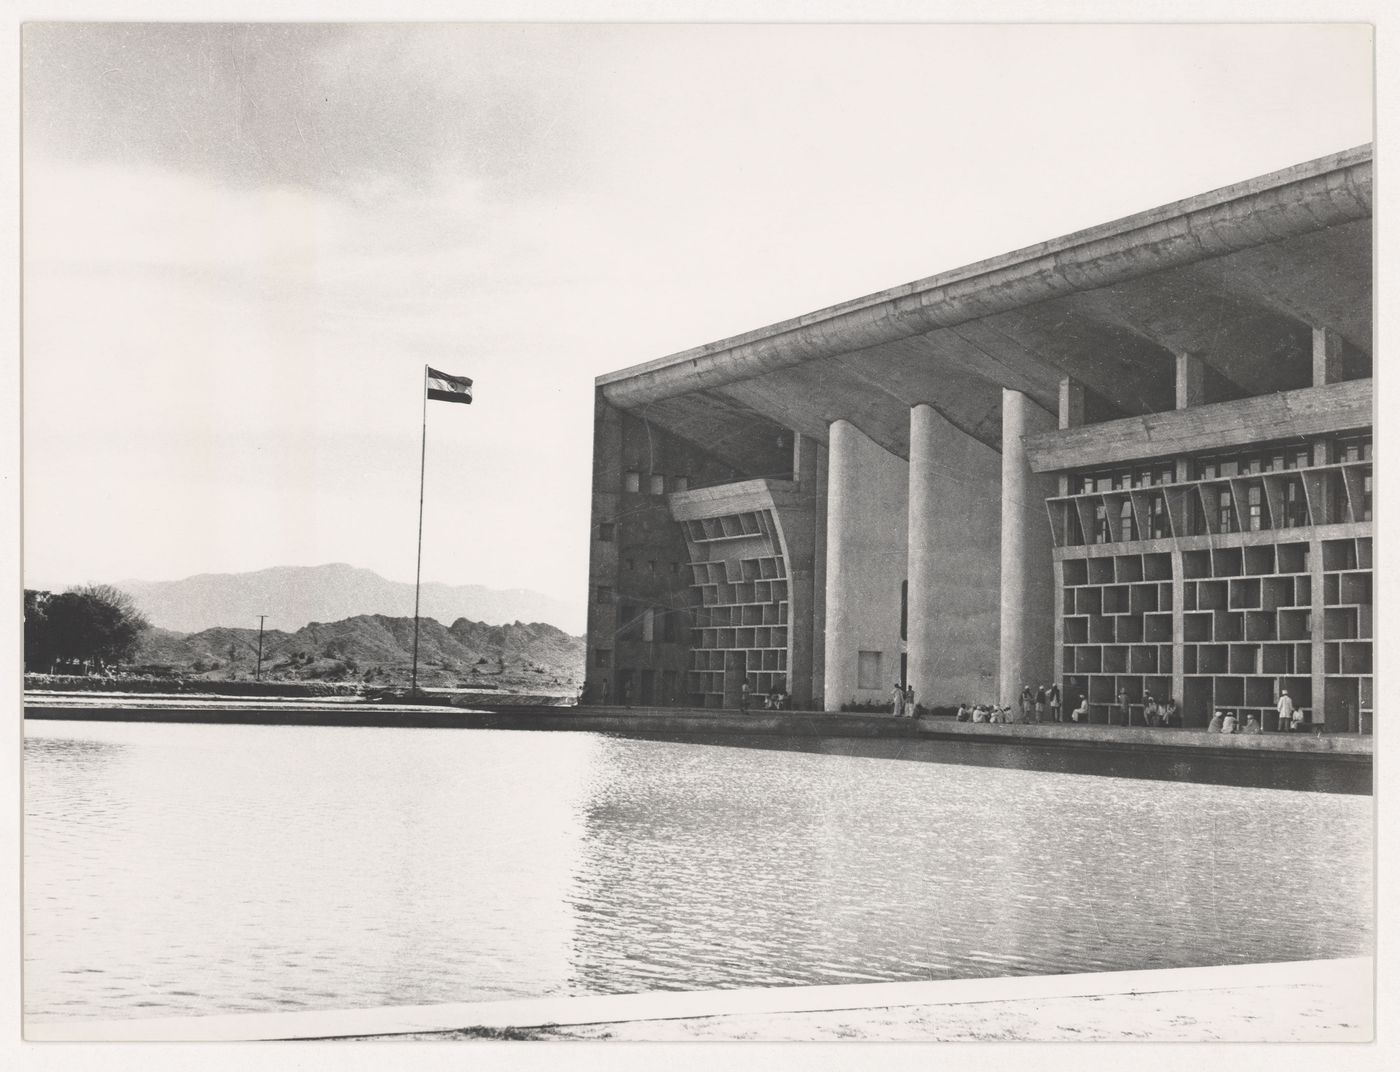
(586, 147, 1372, 731)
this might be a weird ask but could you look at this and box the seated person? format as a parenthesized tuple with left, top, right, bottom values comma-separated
(1162, 698, 1179, 728)
(1221, 710, 1238, 734)
(1242, 713, 1262, 734)
(1071, 696, 1089, 723)
(1207, 709, 1224, 733)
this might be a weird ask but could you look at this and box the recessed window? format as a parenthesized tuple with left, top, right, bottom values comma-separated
(623, 471, 640, 493)
(1218, 489, 1237, 533)
(1119, 499, 1137, 542)
(1093, 503, 1111, 544)
(598, 522, 615, 542)
(596, 586, 612, 604)
(594, 648, 612, 668)
(1148, 494, 1169, 539)
(1246, 484, 1267, 531)
(642, 608, 655, 643)
(673, 475, 689, 492)
(1282, 478, 1307, 528)
(649, 474, 665, 496)
(857, 651, 883, 690)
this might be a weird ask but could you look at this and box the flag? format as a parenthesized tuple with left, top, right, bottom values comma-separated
(427, 367, 473, 405)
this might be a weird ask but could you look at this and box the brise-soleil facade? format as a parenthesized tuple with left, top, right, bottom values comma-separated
(585, 145, 1373, 731)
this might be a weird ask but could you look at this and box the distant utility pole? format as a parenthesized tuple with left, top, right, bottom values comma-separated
(256, 615, 267, 681)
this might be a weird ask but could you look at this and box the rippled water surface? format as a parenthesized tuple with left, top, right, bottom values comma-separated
(24, 721, 1372, 1021)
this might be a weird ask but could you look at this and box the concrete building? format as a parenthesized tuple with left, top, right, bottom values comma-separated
(586, 146, 1372, 731)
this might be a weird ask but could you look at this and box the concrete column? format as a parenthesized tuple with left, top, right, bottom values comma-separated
(785, 434, 821, 710)
(1176, 353, 1207, 409)
(907, 404, 1002, 708)
(823, 420, 908, 712)
(1313, 327, 1343, 386)
(1310, 534, 1328, 731)
(1058, 377, 1085, 429)
(810, 444, 828, 708)
(999, 389, 1058, 706)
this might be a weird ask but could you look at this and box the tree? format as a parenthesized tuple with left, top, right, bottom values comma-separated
(23, 590, 56, 671)
(35, 585, 151, 670)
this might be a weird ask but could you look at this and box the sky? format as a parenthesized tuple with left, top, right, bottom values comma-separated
(21, 22, 1373, 603)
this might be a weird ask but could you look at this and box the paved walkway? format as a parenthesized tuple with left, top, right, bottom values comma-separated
(26, 957, 1372, 1043)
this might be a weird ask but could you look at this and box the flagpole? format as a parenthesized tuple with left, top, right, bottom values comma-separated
(410, 363, 428, 695)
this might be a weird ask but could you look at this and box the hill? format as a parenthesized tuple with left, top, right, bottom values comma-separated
(134, 613, 585, 691)
(113, 563, 585, 635)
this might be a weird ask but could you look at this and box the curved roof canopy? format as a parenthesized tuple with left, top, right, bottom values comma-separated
(598, 146, 1372, 466)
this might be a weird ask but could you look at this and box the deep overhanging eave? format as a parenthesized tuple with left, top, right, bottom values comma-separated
(596, 145, 1372, 412)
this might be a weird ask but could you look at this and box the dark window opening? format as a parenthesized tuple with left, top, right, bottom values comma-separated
(1245, 483, 1268, 531)
(1093, 503, 1111, 544)
(1218, 490, 1236, 534)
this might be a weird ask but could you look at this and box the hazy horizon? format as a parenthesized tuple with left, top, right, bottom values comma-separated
(22, 24, 1373, 606)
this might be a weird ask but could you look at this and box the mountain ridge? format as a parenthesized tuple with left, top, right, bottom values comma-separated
(134, 612, 584, 690)
(98, 563, 585, 635)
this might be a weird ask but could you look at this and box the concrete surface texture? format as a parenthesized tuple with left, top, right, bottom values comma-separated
(823, 419, 908, 708)
(906, 402, 1002, 707)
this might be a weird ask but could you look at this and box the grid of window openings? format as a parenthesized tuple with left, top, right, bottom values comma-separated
(1051, 433, 1372, 733)
(681, 509, 789, 708)
(1049, 434, 1372, 547)
(623, 471, 689, 495)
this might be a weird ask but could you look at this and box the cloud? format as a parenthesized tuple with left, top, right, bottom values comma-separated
(22, 23, 593, 200)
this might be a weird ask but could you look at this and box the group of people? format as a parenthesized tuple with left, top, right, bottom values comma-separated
(1113, 690, 1181, 728)
(955, 702, 1013, 723)
(1206, 709, 1263, 734)
(890, 682, 918, 718)
(738, 681, 791, 712)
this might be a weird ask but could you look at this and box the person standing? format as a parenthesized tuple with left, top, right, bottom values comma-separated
(622, 677, 633, 709)
(1048, 683, 1062, 723)
(1034, 685, 1046, 724)
(1116, 687, 1131, 727)
(1144, 694, 1161, 727)
(1019, 684, 1033, 724)
(891, 682, 905, 718)
(739, 678, 750, 714)
(1276, 688, 1295, 733)
(905, 684, 917, 718)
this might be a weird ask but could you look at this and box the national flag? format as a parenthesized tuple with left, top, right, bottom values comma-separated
(427, 367, 473, 405)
